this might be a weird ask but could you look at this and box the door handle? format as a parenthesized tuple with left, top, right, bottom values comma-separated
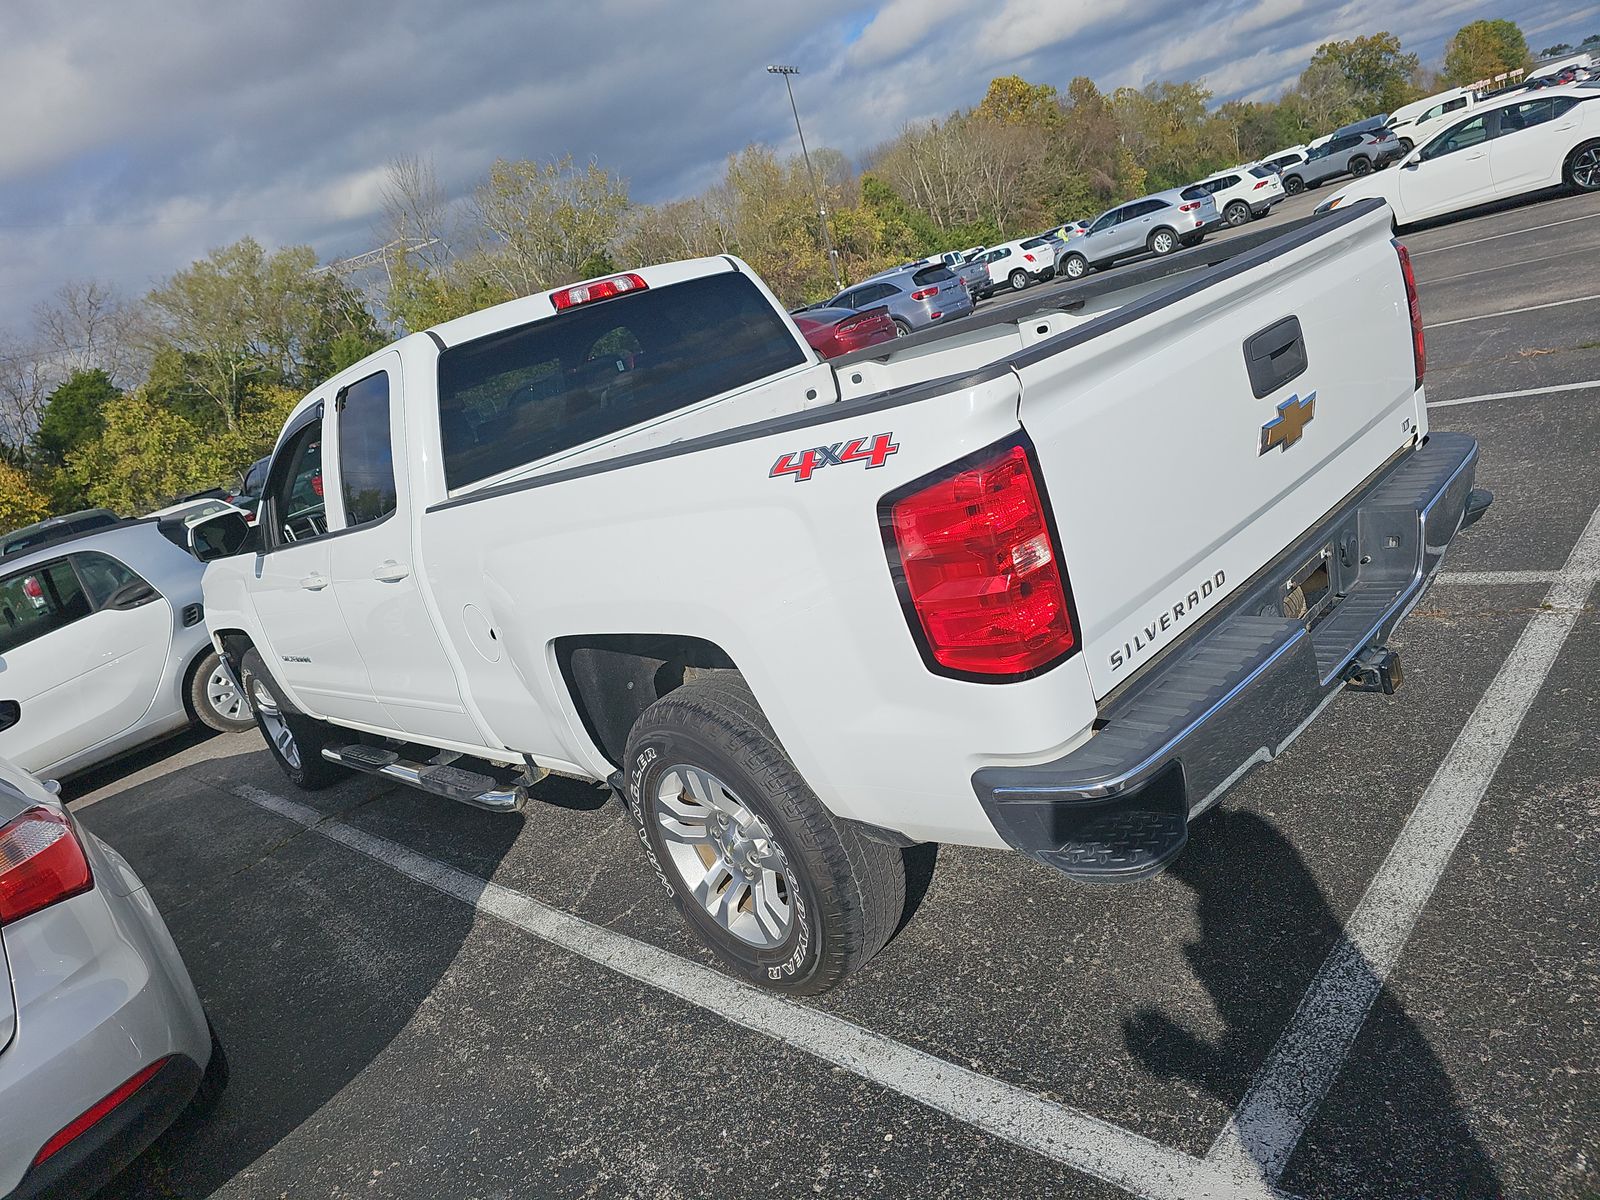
(299, 574, 329, 591)
(1465, 152, 1485, 160)
(371, 561, 410, 583)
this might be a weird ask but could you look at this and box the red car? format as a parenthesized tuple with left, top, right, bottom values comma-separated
(790, 305, 897, 358)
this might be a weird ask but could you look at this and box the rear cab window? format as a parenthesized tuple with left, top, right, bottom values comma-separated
(437, 272, 806, 492)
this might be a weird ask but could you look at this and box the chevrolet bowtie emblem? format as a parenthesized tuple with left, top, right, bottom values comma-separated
(1259, 391, 1316, 455)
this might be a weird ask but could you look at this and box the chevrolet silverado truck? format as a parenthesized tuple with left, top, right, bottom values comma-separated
(189, 199, 1491, 993)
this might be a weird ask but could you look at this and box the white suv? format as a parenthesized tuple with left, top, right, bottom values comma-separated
(968, 238, 1054, 296)
(1181, 165, 1286, 227)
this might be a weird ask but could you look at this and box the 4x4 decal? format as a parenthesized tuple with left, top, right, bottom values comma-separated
(770, 432, 899, 482)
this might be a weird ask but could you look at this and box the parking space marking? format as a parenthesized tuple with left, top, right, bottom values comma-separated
(1428, 380, 1600, 409)
(1421, 248, 1575, 285)
(1438, 569, 1561, 585)
(1424, 293, 1600, 330)
(1410, 209, 1600, 255)
(227, 782, 1287, 1200)
(1206, 498, 1600, 1185)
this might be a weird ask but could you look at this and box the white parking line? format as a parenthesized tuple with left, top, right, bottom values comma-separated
(1410, 209, 1600, 255)
(228, 782, 1285, 1200)
(1428, 380, 1600, 408)
(1438, 569, 1561, 585)
(1420, 248, 1574, 285)
(1206, 497, 1600, 1185)
(1424, 293, 1600, 329)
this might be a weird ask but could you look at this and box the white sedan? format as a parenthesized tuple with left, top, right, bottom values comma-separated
(0, 519, 255, 779)
(1318, 84, 1600, 224)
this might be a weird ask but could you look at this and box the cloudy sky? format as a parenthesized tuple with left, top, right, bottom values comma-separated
(2, 0, 1596, 329)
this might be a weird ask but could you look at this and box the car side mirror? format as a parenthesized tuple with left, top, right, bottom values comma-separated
(105, 579, 160, 610)
(188, 510, 255, 562)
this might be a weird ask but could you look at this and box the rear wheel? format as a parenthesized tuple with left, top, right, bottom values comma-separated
(892, 317, 912, 337)
(1224, 200, 1251, 227)
(1349, 156, 1372, 177)
(1008, 269, 1029, 291)
(1566, 141, 1600, 192)
(1062, 253, 1089, 280)
(1283, 174, 1305, 195)
(624, 674, 906, 994)
(190, 650, 255, 733)
(238, 647, 344, 790)
(1148, 227, 1178, 256)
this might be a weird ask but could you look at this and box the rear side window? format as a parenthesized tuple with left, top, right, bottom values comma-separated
(337, 370, 397, 528)
(74, 552, 145, 607)
(438, 274, 804, 491)
(1180, 185, 1208, 200)
(1249, 165, 1274, 178)
(0, 560, 92, 655)
(911, 266, 954, 285)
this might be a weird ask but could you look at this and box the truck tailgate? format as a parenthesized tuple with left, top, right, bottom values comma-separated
(1016, 206, 1426, 700)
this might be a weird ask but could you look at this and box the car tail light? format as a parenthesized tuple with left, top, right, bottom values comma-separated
(1253, 179, 1270, 189)
(549, 273, 648, 311)
(837, 316, 865, 334)
(1394, 240, 1426, 388)
(1178, 201, 1200, 212)
(1023, 253, 1036, 262)
(881, 439, 1076, 678)
(0, 806, 93, 926)
(911, 287, 939, 300)
(31, 1059, 170, 1168)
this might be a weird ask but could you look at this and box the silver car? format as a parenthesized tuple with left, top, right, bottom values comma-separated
(1055, 188, 1218, 279)
(0, 756, 221, 1197)
(1279, 129, 1405, 194)
(826, 262, 974, 334)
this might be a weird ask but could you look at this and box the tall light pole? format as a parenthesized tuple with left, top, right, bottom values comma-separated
(767, 64, 842, 290)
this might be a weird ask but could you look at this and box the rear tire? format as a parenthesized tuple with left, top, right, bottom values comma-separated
(1398, 137, 1414, 154)
(1283, 175, 1305, 195)
(1566, 141, 1600, 192)
(190, 650, 256, 733)
(1148, 227, 1178, 256)
(623, 674, 906, 995)
(1349, 156, 1372, 177)
(892, 317, 912, 337)
(1224, 200, 1250, 226)
(1062, 253, 1089, 280)
(238, 647, 344, 790)
(1008, 269, 1029, 291)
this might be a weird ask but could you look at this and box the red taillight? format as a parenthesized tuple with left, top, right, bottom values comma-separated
(1394, 240, 1426, 388)
(836, 316, 864, 334)
(549, 273, 648, 311)
(1253, 179, 1269, 189)
(911, 286, 939, 300)
(883, 441, 1076, 677)
(0, 806, 93, 926)
(32, 1059, 168, 1167)
(1023, 253, 1036, 262)
(22, 577, 43, 600)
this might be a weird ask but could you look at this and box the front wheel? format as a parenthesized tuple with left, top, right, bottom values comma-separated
(1224, 200, 1251, 227)
(1283, 175, 1305, 195)
(1398, 137, 1414, 155)
(238, 647, 345, 789)
(1567, 141, 1600, 192)
(191, 650, 256, 733)
(1008, 269, 1029, 291)
(1148, 228, 1178, 256)
(1061, 253, 1089, 280)
(624, 675, 906, 995)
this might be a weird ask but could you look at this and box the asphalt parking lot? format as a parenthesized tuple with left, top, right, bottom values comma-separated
(67, 186, 1600, 1199)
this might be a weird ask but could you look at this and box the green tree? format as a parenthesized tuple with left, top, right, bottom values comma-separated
(0, 462, 50, 532)
(1443, 20, 1530, 85)
(472, 156, 632, 298)
(1306, 33, 1421, 113)
(32, 369, 118, 466)
(1539, 43, 1573, 57)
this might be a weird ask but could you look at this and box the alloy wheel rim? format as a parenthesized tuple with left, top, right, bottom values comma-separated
(206, 666, 248, 723)
(1576, 149, 1600, 189)
(249, 678, 301, 770)
(1154, 232, 1174, 253)
(1068, 258, 1084, 277)
(652, 765, 796, 949)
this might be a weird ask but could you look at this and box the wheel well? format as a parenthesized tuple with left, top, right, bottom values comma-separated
(1567, 139, 1600, 173)
(211, 630, 255, 678)
(556, 634, 739, 767)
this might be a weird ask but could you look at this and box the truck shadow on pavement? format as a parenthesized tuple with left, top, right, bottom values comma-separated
(1122, 808, 1501, 1197)
(74, 748, 527, 1199)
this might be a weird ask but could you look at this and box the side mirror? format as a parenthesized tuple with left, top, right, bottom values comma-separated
(105, 579, 160, 610)
(188, 510, 255, 562)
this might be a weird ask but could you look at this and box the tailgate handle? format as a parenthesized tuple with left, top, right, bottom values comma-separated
(1244, 316, 1307, 398)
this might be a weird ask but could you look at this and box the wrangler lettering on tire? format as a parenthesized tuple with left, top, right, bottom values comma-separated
(623, 674, 905, 994)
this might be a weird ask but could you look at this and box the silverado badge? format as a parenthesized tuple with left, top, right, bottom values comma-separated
(1259, 391, 1316, 455)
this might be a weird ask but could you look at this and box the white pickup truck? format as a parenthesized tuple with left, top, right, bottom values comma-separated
(190, 201, 1490, 993)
